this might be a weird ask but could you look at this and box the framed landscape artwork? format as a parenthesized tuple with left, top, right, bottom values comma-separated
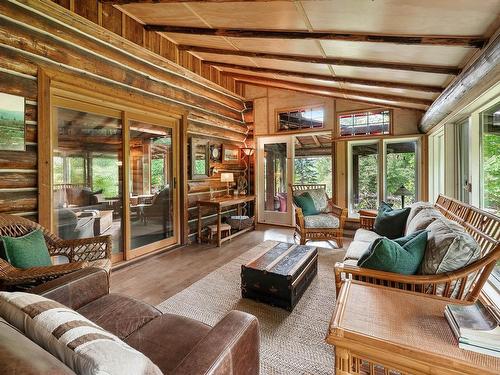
(0, 92, 25, 151)
(222, 145, 240, 164)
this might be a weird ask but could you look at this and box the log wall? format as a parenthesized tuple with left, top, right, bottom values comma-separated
(0, 0, 249, 240)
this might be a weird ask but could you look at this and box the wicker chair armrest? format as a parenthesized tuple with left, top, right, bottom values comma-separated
(294, 207, 305, 229)
(50, 235, 112, 262)
(327, 200, 348, 230)
(1, 261, 88, 287)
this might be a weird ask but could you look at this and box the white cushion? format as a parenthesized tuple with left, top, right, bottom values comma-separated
(0, 292, 162, 375)
(405, 208, 443, 235)
(353, 229, 382, 243)
(344, 241, 371, 261)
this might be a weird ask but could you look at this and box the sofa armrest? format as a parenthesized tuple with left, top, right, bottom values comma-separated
(31, 267, 109, 310)
(172, 310, 260, 375)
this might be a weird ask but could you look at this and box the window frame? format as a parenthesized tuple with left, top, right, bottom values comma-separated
(275, 105, 325, 133)
(337, 107, 393, 139)
(347, 136, 421, 217)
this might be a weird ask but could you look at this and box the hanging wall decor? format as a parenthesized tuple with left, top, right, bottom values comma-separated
(0, 92, 25, 151)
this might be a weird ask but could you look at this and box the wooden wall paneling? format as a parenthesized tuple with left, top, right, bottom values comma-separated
(159, 36, 179, 64)
(0, 17, 243, 122)
(73, 0, 98, 23)
(23, 0, 241, 101)
(123, 14, 144, 46)
(52, 0, 71, 9)
(100, 3, 122, 35)
(1, 2, 244, 113)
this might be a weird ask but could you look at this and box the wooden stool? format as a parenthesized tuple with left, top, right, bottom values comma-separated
(207, 223, 231, 241)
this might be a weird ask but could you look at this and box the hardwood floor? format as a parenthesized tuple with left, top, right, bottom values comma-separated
(111, 224, 348, 305)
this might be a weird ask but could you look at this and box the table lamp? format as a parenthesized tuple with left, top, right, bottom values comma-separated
(220, 172, 234, 197)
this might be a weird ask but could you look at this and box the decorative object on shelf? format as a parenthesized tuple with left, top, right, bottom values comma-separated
(210, 144, 221, 162)
(0, 92, 25, 151)
(220, 172, 234, 197)
(190, 138, 210, 179)
(222, 144, 240, 164)
(393, 185, 412, 208)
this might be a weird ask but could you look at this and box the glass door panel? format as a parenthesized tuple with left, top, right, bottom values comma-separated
(385, 141, 417, 208)
(457, 119, 470, 203)
(350, 143, 379, 212)
(52, 106, 124, 258)
(258, 136, 293, 226)
(128, 120, 176, 254)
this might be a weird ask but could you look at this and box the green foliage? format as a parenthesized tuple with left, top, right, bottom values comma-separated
(151, 158, 165, 190)
(386, 152, 416, 209)
(355, 153, 378, 210)
(92, 157, 119, 198)
(482, 132, 500, 215)
(294, 156, 332, 196)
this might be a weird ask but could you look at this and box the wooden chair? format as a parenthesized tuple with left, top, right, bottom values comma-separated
(0, 213, 112, 290)
(291, 184, 348, 248)
(335, 195, 500, 302)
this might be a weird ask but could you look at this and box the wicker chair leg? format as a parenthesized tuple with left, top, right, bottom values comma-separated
(300, 236, 306, 245)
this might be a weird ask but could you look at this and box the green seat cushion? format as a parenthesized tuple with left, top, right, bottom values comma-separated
(374, 202, 411, 239)
(357, 230, 428, 275)
(293, 192, 318, 216)
(1, 229, 52, 269)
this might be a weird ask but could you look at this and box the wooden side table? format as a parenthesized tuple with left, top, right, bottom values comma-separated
(327, 280, 500, 375)
(197, 195, 256, 247)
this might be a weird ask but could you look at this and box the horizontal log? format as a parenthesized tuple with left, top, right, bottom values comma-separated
(204, 61, 443, 93)
(12, 0, 243, 106)
(228, 73, 433, 106)
(146, 25, 486, 48)
(188, 120, 247, 143)
(0, 190, 37, 213)
(0, 16, 242, 122)
(0, 171, 37, 189)
(25, 124, 37, 143)
(0, 70, 37, 99)
(420, 35, 500, 132)
(0, 145, 37, 169)
(179, 45, 461, 75)
(1, 45, 246, 133)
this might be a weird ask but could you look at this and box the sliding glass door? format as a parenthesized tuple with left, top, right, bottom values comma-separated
(51, 96, 179, 263)
(127, 117, 177, 258)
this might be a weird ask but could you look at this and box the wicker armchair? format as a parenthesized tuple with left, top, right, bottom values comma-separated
(291, 184, 348, 248)
(335, 195, 500, 302)
(0, 213, 111, 289)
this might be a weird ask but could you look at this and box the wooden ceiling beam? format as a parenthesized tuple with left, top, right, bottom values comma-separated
(312, 135, 322, 147)
(225, 73, 426, 112)
(228, 72, 433, 106)
(146, 25, 486, 48)
(103, 0, 285, 3)
(204, 61, 443, 93)
(179, 45, 460, 75)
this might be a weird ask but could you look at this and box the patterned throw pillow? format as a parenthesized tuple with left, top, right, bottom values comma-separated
(294, 188, 328, 213)
(0, 292, 162, 375)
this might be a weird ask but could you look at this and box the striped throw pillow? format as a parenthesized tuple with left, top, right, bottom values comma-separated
(0, 292, 162, 375)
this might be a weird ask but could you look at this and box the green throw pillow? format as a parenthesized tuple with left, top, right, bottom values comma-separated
(357, 230, 428, 275)
(2, 229, 52, 269)
(374, 201, 411, 239)
(293, 192, 318, 216)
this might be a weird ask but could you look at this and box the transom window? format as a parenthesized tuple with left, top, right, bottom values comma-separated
(339, 109, 391, 137)
(277, 106, 324, 132)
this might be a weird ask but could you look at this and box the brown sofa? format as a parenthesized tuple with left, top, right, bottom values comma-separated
(1, 268, 260, 375)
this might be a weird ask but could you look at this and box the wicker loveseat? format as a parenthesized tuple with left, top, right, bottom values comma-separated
(291, 184, 348, 248)
(0, 213, 112, 289)
(335, 195, 500, 302)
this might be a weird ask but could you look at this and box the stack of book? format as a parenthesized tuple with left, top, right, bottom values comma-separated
(445, 301, 500, 357)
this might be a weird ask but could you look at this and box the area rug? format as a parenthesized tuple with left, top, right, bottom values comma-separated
(156, 240, 345, 375)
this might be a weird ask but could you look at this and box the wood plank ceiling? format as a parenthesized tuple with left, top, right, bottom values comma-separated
(109, 0, 500, 111)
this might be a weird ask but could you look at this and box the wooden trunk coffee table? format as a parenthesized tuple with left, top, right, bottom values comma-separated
(241, 241, 317, 311)
(327, 280, 500, 375)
